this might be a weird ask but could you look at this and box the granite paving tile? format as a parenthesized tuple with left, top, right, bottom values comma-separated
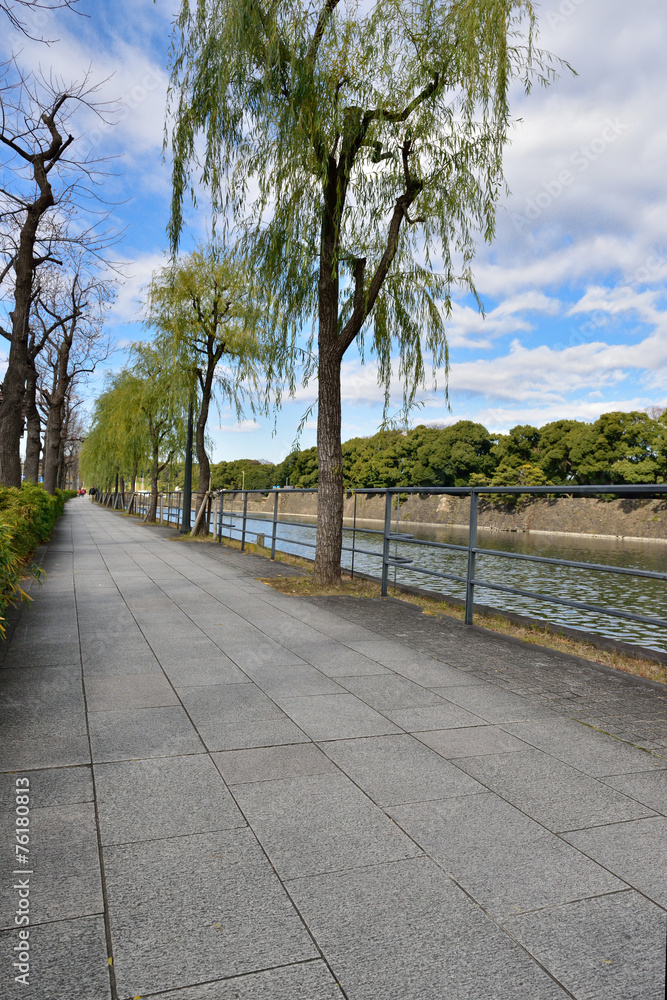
(0, 803, 102, 929)
(344, 639, 476, 687)
(234, 771, 421, 878)
(179, 682, 284, 724)
(95, 755, 244, 844)
(147, 636, 245, 670)
(339, 674, 447, 710)
(165, 657, 249, 688)
(284, 639, 389, 676)
(199, 717, 311, 752)
(504, 891, 667, 1000)
(278, 693, 402, 741)
(435, 683, 559, 723)
(1, 635, 81, 669)
(84, 673, 179, 711)
(416, 725, 530, 759)
(287, 856, 569, 1000)
(0, 664, 84, 719)
(601, 767, 667, 815)
(389, 792, 623, 919)
(88, 706, 204, 762)
(381, 701, 485, 732)
(321, 735, 484, 806)
(103, 829, 316, 998)
(216, 638, 308, 670)
(502, 718, 664, 776)
(563, 817, 667, 909)
(0, 711, 90, 772)
(81, 644, 164, 676)
(154, 961, 342, 1000)
(241, 662, 344, 699)
(0, 915, 111, 1000)
(0, 765, 93, 808)
(213, 743, 335, 784)
(456, 749, 656, 832)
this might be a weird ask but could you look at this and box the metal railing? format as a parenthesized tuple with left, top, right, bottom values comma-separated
(96, 484, 667, 643)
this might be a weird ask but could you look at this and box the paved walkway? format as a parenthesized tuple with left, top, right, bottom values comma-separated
(1, 498, 666, 1000)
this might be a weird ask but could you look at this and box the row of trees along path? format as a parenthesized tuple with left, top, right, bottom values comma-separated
(167, 0, 565, 584)
(0, 0, 118, 492)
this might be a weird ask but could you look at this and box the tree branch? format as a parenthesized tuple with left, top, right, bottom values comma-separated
(306, 0, 340, 67)
(337, 140, 423, 356)
(363, 73, 441, 128)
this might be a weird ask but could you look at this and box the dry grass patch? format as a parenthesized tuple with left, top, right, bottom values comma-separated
(260, 572, 381, 598)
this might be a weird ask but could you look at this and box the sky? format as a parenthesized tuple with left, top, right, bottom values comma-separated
(3, 0, 666, 464)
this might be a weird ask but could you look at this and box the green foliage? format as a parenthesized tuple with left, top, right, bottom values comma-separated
(210, 459, 277, 491)
(0, 483, 74, 637)
(81, 346, 190, 496)
(144, 245, 268, 426)
(535, 419, 587, 482)
(167, 0, 562, 422)
(276, 448, 320, 488)
(492, 425, 541, 468)
(210, 409, 665, 493)
(471, 460, 550, 505)
(569, 411, 663, 485)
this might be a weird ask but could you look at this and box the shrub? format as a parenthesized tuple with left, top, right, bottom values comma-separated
(0, 483, 75, 637)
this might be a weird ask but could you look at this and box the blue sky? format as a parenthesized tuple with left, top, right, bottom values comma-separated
(4, 0, 666, 463)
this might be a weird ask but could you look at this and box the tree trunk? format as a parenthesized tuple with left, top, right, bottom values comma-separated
(146, 446, 159, 522)
(0, 167, 56, 487)
(131, 459, 137, 493)
(23, 362, 41, 482)
(193, 380, 213, 536)
(313, 241, 343, 585)
(57, 423, 67, 488)
(43, 395, 65, 494)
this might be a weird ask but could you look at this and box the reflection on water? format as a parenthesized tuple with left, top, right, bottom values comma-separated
(221, 508, 667, 653)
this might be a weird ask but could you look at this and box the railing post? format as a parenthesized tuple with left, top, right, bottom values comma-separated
(241, 490, 248, 551)
(350, 492, 357, 580)
(465, 490, 479, 625)
(270, 490, 279, 559)
(380, 489, 393, 597)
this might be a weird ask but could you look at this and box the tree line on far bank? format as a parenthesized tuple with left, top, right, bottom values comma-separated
(207, 410, 667, 493)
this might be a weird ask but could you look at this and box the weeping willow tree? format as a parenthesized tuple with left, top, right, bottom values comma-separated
(144, 245, 266, 534)
(167, 0, 562, 584)
(81, 349, 188, 519)
(80, 371, 149, 492)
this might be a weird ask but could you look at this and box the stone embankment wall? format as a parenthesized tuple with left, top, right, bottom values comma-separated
(231, 491, 667, 542)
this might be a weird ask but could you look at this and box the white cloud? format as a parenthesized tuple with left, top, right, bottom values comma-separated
(107, 251, 168, 324)
(447, 292, 561, 348)
(216, 420, 262, 434)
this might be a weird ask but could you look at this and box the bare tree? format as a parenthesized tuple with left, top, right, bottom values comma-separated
(58, 389, 84, 488)
(0, 62, 117, 486)
(21, 263, 80, 480)
(35, 267, 112, 493)
(0, 1, 81, 41)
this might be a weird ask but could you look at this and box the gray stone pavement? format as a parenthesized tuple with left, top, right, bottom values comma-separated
(1, 497, 666, 1000)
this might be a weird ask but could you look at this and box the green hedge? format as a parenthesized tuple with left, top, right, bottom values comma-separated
(0, 483, 76, 637)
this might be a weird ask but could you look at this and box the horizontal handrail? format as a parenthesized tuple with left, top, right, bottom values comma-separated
(98, 483, 666, 651)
